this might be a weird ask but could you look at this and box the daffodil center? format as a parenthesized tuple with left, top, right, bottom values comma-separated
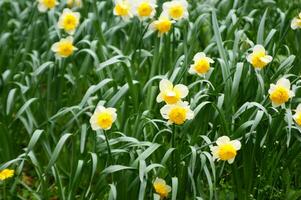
(42, 0, 56, 8)
(169, 4, 184, 19)
(155, 19, 172, 34)
(63, 14, 78, 30)
(58, 41, 74, 57)
(218, 144, 237, 161)
(251, 50, 267, 68)
(97, 112, 113, 129)
(154, 183, 169, 198)
(137, 2, 153, 17)
(168, 106, 187, 125)
(163, 90, 180, 104)
(115, 3, 129, 16)
(269, 86, 290, 105)
(194, 58, 210, 74)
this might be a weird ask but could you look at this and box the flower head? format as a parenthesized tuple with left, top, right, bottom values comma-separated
(153, 178, 171, 199)
(37, 0, 58, 12)
(0, 169, 14, 181)
(247, 45, 273, 69)
(113, 0, 134, 20)
(156, 79, 188, 104)
(210, 136, 241, 164)
(162, 0, 188, 20)
(150, 13, 173, 35)
(133, 0, 157, 20)
(268, 78, 294, 107)
(58, 9, 80, 35)
(291, 12, 301, 30)
(51, 36, 78, 58)
(160, 101, 194, 125)
(293, 104, 301, 126)
(67, 0, 82, 8)
(90, 106, 117, 131)
(189, 52, 214, 76)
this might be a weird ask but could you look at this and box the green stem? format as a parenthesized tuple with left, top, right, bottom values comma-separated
(104, 130, 113, 165)
(171, 125, 176, 176)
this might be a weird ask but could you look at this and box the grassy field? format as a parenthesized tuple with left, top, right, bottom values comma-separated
(1, 0, 301, 199)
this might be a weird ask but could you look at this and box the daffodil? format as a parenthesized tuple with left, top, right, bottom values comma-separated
(210, 136, 241, 164)
(156, 79, 188, 104)
(90, 105, 117, 131)
(51, 36, 78, 58)
(150, 14, 173, 36)
(293, 104, 301, 126)
(67, 0, 82, 8)
(162, 0, 188, 21)
(160, 101, 194, 125)
(113, 0, 133, 20)
(133, 0, 157, 20)
(268, 78, 294, 107)
(37, 0, 58, 12)
(247, 45, 273, 69)
(0, 169, 14, 181)
(58, 9, 80, 35)
(291, 12, 301, 30)
(153, 178, 171, 199)
(189, 52, 214, 76)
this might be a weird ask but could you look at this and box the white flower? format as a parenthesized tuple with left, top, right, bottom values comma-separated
(58, 9, 80, 35)
(160, 101, 194, 125)
(89, 106, 117, 131)
(162, 0, 188, 20)
(156, 79, 188, 104)
(268, 78, 295, 107)
(293, 104, 301, 126)
(37, 0, 58, 12)
(210, 136, 241, 164)
(113, 0, 134, 21)
(291, 12, 301, 30)
(189, 52, 214, 76)
(246, 45, 273, 69)
(132, 0, 157, 20)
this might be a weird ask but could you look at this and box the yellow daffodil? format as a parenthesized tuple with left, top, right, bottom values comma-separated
(160, 101, 194, 125)
(210, 136, 241, 164)
(113, 0, 133, 20)
(156, 79, 188, 104)
(37, 0, 58, 12)
(133, 0, 157, 20)
(189, 52, 214, 76)
(58, 9, 80, 35)
(293, 104, 301, 126)
(153, 178, 171, 199)
(51, 36, 78, 58)
(291, 12, 301, 30)
(247, 45, 273, 69)
(268, 78, 294, 107)
(150, 13, 173, 35)
(90, 105, 117, 131)
(0, 169, 14, 181)
(67, 0, 82, 8)
(162, 0, 188, 21)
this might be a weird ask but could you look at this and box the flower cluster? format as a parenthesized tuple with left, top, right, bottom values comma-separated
(113, 0, 188, 35)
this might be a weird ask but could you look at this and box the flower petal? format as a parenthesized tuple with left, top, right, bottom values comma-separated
(216, 136, 230, 146)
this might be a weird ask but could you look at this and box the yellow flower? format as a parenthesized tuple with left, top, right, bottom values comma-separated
(156, 79, 188, 104)
(268, 78, 294, 107)
(210, 136, 241, 164)
(247, 45, 273, 69)
(160, 101, 194, 125)
(37, 0, 58, 12)
(90, 105, 117, 130)
(58, 9, 80, 35)
(291, 12, 301, 30)
(67, 0, 82, 8)
(153, 178, 171, 199)
(150, 14, 173, 35)
(0, 169, 14, 181)
(293, 104, 301, 126)
(189, 52, 214, 76)
(113, 0, 133, 20)
(134, 0, 157, 20)
(51, 36, 78, 58)
(162, 0, 188, 20)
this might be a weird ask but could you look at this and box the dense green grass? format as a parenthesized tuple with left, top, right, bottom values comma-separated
(1, 0, 301, 199)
